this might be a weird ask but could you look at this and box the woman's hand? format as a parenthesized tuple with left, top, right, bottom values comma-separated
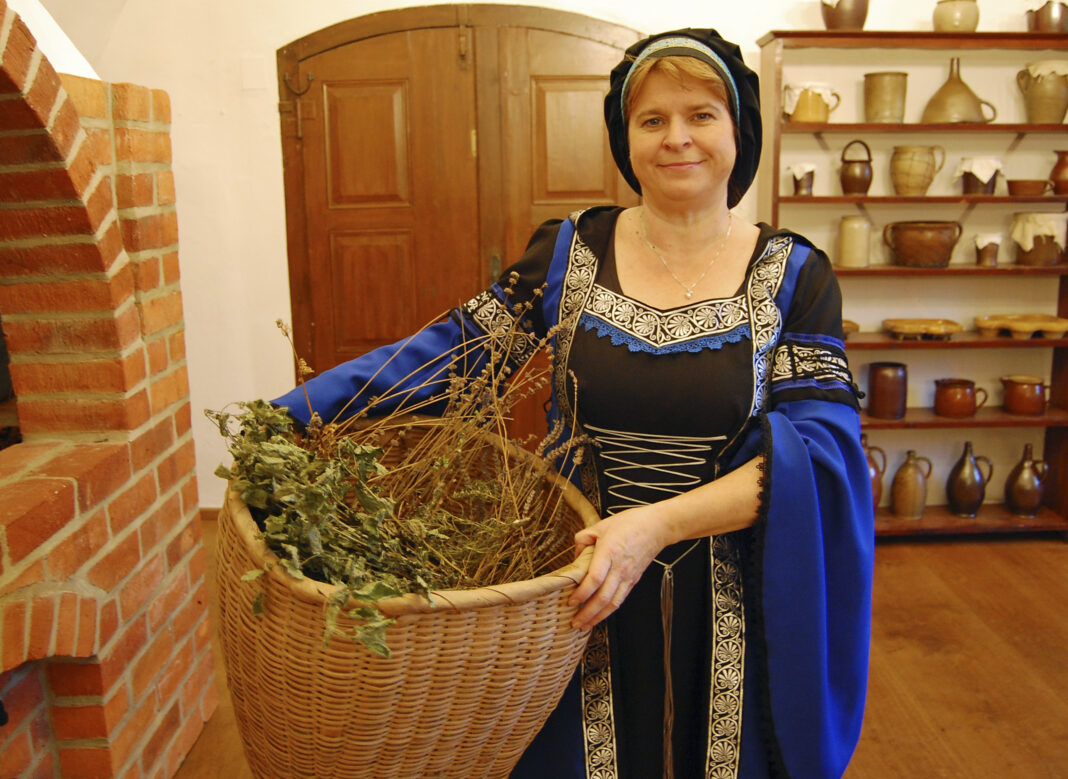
(568, 506, 669, 631)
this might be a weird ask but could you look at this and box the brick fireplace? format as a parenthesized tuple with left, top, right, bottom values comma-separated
(0, 2, 215, 777)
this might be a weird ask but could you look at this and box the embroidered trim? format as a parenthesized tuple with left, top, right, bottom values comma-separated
(460, 290, 538, 366)
(580, 313, 750, 356)
(771, 339, 852, 392)
(581, 623, 619, 779)
(745, 236, 792, 418)
(706, 534, 745, 778)
(585, 284, 749, 349)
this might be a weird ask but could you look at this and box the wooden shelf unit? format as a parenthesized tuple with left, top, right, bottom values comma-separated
(758, 30, 1068, 537)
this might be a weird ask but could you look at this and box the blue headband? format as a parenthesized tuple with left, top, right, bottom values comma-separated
(619, 36, 742, 124)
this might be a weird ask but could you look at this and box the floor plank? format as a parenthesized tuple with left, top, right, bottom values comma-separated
(178, 524, 1068, 778)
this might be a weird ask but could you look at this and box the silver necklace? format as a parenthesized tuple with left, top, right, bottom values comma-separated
(639, 210, 733, 300)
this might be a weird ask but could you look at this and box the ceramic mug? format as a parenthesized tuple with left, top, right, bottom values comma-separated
(1000, 375, 1050, 415)
(934, 378, 988, 418)
(868, 362, 907, 419)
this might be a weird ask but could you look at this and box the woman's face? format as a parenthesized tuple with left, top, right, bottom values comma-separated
(626, 68, 736, 209)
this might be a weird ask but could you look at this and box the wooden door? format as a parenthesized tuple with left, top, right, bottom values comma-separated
(279, 6, 641, 414)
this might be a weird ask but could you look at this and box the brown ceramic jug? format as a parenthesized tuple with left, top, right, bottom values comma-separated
(890, 450, 932, 520)
(1000, 375, 1049, 415)
(945, 441, 993, 518)
(1004, 443, 1048, 517)
(1016, 62, 1068, 124)
(862, 433, 886, 511)
(933, 378, 988, 418)
(1050, 150, 1068, 196)
(840, 140, 873, 195)
(1026, 1, 1068, 32)
(868, 362, 907, 419)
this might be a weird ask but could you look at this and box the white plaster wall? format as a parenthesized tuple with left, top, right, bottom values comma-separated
(27, 0, 1060, 506)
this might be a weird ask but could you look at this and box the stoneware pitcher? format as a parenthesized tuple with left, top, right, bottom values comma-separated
(945, 441, 993, 518)
(890, 145, 945, 196)
(890, 450, 932, 520)
(921, 58, 996, 124)
(1004, 443, 1048, 518)
(862, 433, 886, 511)
(1017, 61, 1068, 124)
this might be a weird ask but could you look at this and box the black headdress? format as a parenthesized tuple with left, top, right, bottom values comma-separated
(604, 29, 762, 208)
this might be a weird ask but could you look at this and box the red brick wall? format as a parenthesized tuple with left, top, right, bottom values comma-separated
(0, 2, 214, 777)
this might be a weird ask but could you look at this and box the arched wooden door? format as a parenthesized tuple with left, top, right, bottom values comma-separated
(278, 5, 642, 379)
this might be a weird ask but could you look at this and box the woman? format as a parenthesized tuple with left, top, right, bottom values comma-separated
(273, 28, 873, 779)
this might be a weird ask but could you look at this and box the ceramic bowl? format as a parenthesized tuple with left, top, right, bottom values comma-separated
(1006, 179, 1053, 197)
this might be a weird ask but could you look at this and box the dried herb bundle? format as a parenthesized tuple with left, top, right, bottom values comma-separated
(209, 287, 586, 656)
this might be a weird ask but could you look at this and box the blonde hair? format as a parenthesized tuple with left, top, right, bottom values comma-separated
(623, 55, 731, 121)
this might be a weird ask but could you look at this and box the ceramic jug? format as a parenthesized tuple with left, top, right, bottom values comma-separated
(945, 441, 993, 518)
(890, 145, 946, 196)
(1016, 62, 1068, 124)
(1004, 443, 1048, 517)
(840, 139, 873, 194)
(867, 362, 907, 419)
(821, 0, 869, 29)
(1000, 375, 1050, 415)
(933, 0, 979, 31)
(1051, 150, 1068, 195)
(921, 58, 997, 124)
(890, 450, 932, 520)
(1026, 1, 1068, 32)
(862, 433, 886, 511)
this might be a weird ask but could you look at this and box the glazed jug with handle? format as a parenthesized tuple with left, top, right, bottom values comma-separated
(890, 450, 932, 520)
(1016, 61, 1068, 124)
(890, 145, 946, 196)
(1004, 443, 1048, 517)
(945, 441, 993, 518)
(862, 433, 886, 511)
(921, 58, 997, 124)
(840, 139, 873, 194)
(1050, 150, 1068, 195)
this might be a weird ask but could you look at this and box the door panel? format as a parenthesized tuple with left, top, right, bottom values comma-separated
(298, 28, 480, 372)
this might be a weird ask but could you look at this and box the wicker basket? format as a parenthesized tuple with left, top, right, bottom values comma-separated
(215, 437, 600, 779)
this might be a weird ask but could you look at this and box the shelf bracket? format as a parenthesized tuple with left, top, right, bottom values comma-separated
(1007, 132, 1026, 153)
(813, 131, 831, 152)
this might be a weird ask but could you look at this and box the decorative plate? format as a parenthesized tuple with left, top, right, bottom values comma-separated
(883, 318, 963, 341)
(975, 314, 1068, 340)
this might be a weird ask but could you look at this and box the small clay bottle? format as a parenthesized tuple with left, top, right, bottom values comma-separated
(1004, 443, 1048, 518)
(945, 441, 993, 518)
(862, 433, 887, 511)
(890, 450, 932, 520)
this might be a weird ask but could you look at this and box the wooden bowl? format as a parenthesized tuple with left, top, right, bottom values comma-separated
(883, 318, 962, 340)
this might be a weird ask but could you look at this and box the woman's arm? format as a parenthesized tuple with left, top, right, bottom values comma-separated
(567, 455, 762, 630)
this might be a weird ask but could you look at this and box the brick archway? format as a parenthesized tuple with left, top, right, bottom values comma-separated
(0, 2, 214, 777)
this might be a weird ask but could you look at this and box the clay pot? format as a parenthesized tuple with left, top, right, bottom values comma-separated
(867, 362, 907, 419)
(945, 441, 993, 518)
(933, 378, 988, 418)
(840, 140, 873, 195)
(837, 215, 871, 268)
(933, 0, 979, 31)
(884, 221, 962, 268)
(862, 434, 886, 511)
(890, 145, 946, 196)
(1004, 443, 1048, 518)
(1026, 1, 1068, 32)
(921, 58, 997, 124)
(864, 72, 907, 123)
(1050, 150, 1068, 195)
(890, 450, 932, 520)
(962, 171, 996, 195)
(1006, 179, 1053, 197)
(821, 0, 869, 30)
(1000, 375, 1050, 415)
(1016, 63, 1068, 124)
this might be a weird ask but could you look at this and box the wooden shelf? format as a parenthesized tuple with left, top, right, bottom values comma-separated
(758, 30, 1068, 50)
(875, 504, 1068, 537)
(781, 122, 1068, 134)
(861, 406, 1068, 430)
(834, 265, 1068, 277)
(845, 331, 1067, 349)
(782, 195, 1068, 205)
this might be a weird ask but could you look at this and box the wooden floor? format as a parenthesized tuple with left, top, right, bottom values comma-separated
(176, 523, 1068, 778)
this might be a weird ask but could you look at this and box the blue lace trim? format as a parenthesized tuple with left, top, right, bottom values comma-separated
(580, 312, 750, 355)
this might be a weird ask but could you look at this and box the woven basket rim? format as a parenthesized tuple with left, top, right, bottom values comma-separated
(224, 458, 600, 617)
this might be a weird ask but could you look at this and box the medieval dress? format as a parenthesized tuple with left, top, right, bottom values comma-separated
(273, 206, 875, 779)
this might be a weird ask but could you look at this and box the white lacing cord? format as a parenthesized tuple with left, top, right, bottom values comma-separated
(584, 423, 722, 778)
